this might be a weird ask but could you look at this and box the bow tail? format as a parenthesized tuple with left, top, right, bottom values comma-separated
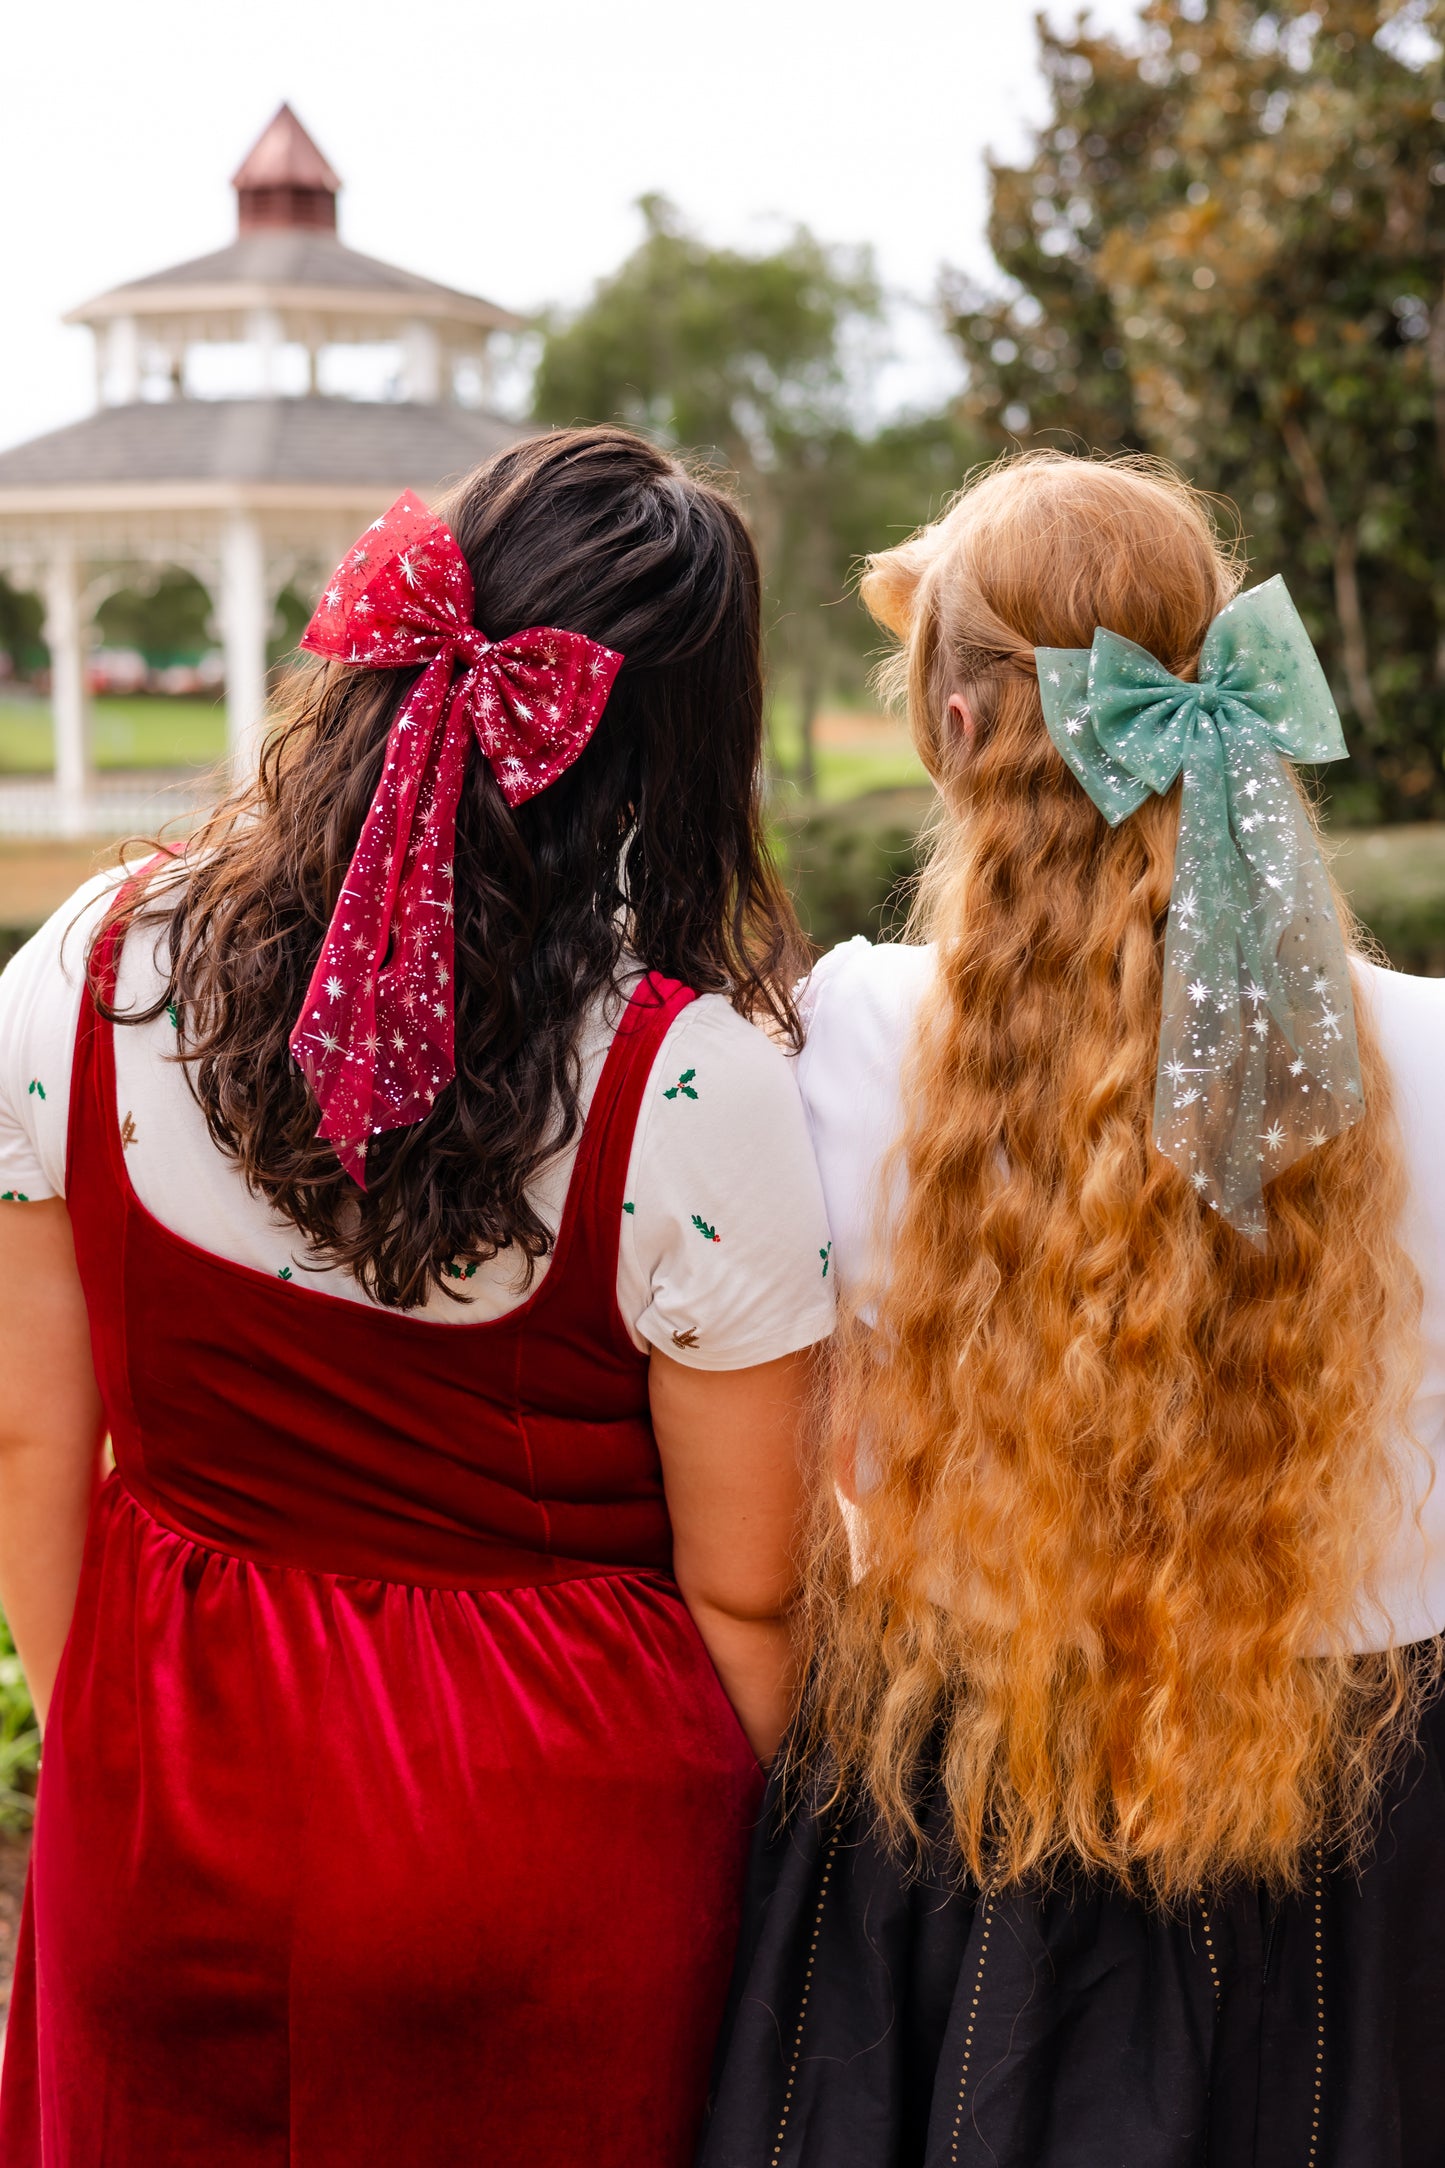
(359, 681, 473, 1157)
(291, 662, 458, 1186)
(1152, 737, 1265, 1235)
(1232, 758, 1364, 1205)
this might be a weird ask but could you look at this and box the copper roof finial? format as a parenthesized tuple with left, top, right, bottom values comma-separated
(231, 104, 341, 235)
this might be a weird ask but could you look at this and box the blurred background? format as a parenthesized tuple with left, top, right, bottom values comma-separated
(5, 0, 1443, 972)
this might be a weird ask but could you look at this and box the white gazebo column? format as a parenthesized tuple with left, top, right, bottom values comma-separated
(43, 545, 92, 838)
(400, 319, 441, 403)
(220, 513, 269, 777)
(246, 309, 285, 396)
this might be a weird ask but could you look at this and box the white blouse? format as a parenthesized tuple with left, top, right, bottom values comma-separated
(0, 875, 835, 1371)
(798, 936, 1445, 1652)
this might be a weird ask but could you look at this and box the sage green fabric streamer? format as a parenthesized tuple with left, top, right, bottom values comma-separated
(1035, 576, 1362, 1244)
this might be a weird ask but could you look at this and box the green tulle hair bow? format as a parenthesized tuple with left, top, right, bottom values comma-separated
(1035, 576, 1362, 1244)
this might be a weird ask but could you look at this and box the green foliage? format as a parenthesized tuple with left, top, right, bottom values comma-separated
(0, 1615, 39, 1831)
(0, 577, 45, 679)
(946, 0, 1445, 820)
(534, 197, 983, 789)
(780, 791, 1445, 974)
(96, 570, 214, 666)
(780, 789, 935, 949)
(535, 195, 880, 466)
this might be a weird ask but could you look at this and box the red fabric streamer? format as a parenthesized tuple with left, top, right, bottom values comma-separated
(289, 491, 623, 1184)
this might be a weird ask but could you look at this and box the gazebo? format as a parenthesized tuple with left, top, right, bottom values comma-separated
(0, 104, 524, 836)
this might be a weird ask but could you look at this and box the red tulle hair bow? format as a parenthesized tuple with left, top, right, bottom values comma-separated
(289, 490, 624, 1185)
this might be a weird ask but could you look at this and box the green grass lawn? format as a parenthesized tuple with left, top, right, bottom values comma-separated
(0, 697, 225, 773)
(0, 692, 930, 800)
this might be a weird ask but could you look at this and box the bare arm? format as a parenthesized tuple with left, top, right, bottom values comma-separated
(0, 1200, 105, 1726)
(649, 1345, 815, 1764)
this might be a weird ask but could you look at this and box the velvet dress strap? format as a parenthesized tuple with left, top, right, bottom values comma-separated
(63, 884, 699, 1590)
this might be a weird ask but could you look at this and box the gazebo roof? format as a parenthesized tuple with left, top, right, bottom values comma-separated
(0, 397, 523, 509)
(67, 230, 524, 336)
(68, 103, 523, 337)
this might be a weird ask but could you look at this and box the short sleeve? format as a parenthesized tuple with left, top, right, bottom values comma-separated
(0, 875, 118, 1204)
(618, 995, 835, 1369)
(795, 937, 937, 1305)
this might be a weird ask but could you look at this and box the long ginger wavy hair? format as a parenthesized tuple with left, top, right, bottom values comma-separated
(804, 450, 1428, 1899)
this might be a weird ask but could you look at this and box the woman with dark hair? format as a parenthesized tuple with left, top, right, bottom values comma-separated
(0, 427, 833, 2165)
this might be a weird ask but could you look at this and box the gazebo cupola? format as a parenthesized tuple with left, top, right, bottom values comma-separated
(234, 103, 341, 234)
(0, 104, 524, 838)
(72, 103, 517, 411)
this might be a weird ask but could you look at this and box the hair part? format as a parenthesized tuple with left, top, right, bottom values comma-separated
(803, 449, 1428, 1900)
(99, 427, 808, 1309)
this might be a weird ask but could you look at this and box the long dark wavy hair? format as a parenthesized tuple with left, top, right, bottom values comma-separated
(99, 426, 807, 1308)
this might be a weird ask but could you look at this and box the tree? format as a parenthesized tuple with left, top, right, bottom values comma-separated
(0, 575, 45, 681)
(948, 1, 1445, 819)
(534, 197, 892, 790)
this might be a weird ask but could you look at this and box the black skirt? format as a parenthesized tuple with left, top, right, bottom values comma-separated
(700, 1675, 1445, 2168)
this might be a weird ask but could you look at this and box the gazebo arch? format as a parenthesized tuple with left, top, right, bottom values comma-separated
(0, 103, 525, 837)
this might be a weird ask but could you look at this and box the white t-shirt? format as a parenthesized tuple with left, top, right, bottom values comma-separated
(798, 935, 1445, 1652)
(0, 875, 835, 1371)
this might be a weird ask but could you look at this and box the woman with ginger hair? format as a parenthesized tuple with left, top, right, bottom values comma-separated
(702, 451, 1445, 2166)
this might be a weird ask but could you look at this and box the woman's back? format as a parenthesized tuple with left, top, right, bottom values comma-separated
(0, 429, 834, 2168)
(800, 934, 1445, 1650)
(703, 450, 1445, 2168)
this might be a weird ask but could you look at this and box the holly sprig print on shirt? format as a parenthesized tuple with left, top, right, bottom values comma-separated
(27, 1079, 44, 1102)
(691, 1214, 721, 1244)
(664, 1068, 698, 1101)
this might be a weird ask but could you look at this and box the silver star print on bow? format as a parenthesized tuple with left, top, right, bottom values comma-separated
(1036, 576, 1363, 1243)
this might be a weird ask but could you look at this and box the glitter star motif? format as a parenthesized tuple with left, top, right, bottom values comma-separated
(1243, 980, 1267, 1007)
(1250, 1015, 1269, 1039)
(1188, 979, 1210, 1005)
(1288, 1057, 1307, 1077)
(290, 491, 623, 1181)
(1306, 1126, 1330, 1150)
(1191, 1170, 1210, 1192)
(1261, 1122, 1286, 1152)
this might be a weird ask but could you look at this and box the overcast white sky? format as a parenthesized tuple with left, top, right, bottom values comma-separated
(0, 0, 1145, 453)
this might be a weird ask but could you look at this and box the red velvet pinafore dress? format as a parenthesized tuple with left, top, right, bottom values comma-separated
(0, 917, 762, 2166)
